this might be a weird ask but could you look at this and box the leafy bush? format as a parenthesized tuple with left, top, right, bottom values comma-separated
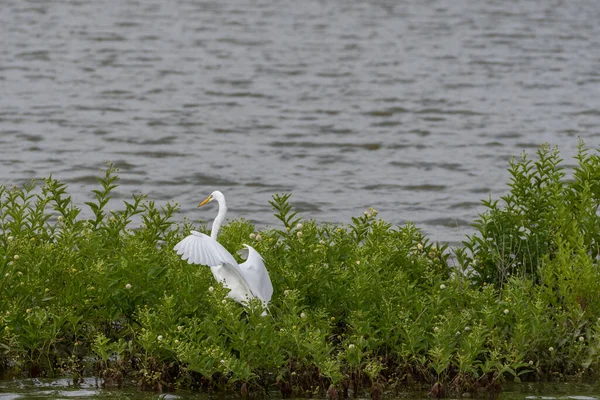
(461, 141, 600, 289)
(0, 143, 599, 396)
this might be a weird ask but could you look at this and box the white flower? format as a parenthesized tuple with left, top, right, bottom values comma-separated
(439, 284, 446, 290)
(222, 299, 227, 304)
(255, 234, 262, 241)
(296, 223, 303, 230)
(433, 327, 439, 333)
(208, 286, 214, 293)
(13, 255, 19, 261)
(417, 243, 423, 250)
(174, 339, 179, 344)
(518, 226, 530, 236)
(220, 359, 226, 364)
(300, 312, 307, 319)
(503, 309, 509, 315)
(579, 336, 584, 342)
(57, 215, 63, 222)
(7, 236, 13, 242)
(464, 326, 471, 332)
(284, 290, 290, 296)
(297, 231, 303, 238)
(26, 308, 31, 313)
(529, 360, 534, 366)
(249, 233, 256, 240)
(456, 331, 461, 336)
(356, 260, 360, 265)
(548, 346, 554, 352)
(177, 326, 183, 331)
(157, 335, 163, 341)
(348, 344, 355, 349)
(4, 273, 9, 278)
(125, 283, 132, 290)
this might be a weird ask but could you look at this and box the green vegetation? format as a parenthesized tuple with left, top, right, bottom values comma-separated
(1, 141, 600, 397)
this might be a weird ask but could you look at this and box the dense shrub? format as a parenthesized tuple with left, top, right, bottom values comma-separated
(460, 141, 600, 290)
(0, 142, 599, 396)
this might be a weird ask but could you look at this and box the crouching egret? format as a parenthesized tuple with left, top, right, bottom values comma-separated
(173, 191, 273, 311)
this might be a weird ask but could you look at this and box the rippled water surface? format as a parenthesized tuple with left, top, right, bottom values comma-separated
(1, 0, 599, 242)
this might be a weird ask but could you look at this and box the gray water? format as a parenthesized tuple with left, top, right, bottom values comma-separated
(1, 0, 599, 243)
(0, 379, 600, 400)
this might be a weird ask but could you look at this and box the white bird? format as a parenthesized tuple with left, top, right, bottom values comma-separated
(173, 191, 273, 310)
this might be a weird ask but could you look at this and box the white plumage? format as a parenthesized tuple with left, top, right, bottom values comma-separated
(238, 244, 273, 303)
(175, 231, 237, 267)
(173, 191, 273, 309)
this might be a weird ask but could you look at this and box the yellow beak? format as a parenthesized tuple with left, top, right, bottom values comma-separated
(198, 194, 213, 207)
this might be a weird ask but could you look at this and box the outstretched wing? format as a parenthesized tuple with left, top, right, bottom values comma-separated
(238, 244, 273, 303)
(174, 231, 257, 304)
(174, 231, 238, 268)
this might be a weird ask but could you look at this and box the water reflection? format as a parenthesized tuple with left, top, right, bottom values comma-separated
(0, 379, 599, 399)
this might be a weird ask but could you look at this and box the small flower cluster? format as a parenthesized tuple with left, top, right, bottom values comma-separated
(363, 208, 378, 218)
(249, 232, 262, 241)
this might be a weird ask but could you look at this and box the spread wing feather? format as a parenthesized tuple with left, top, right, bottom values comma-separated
(239, 245, 274, 303)
(174, 231, 238, 268)
(174, 232, 273, 309)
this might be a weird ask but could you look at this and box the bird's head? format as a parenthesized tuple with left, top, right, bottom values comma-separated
(199, 190, 225, 208)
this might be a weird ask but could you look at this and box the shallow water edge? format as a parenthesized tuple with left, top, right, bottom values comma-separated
(1, 379, 600, 400)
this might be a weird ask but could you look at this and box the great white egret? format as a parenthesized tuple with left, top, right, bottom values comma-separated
(173, 191, 273, 310)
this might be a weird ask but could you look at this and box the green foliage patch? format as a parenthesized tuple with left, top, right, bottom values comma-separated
(1, 142, 600, 396)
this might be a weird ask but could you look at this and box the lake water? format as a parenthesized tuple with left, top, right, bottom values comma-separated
(1, 0, 599, 243)
(0, 379, 599, 400)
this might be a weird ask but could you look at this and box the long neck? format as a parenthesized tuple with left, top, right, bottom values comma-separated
(210, 197, 227, 240)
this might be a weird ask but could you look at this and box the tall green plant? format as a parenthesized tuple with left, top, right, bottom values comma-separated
(463, 142, 600, 288)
